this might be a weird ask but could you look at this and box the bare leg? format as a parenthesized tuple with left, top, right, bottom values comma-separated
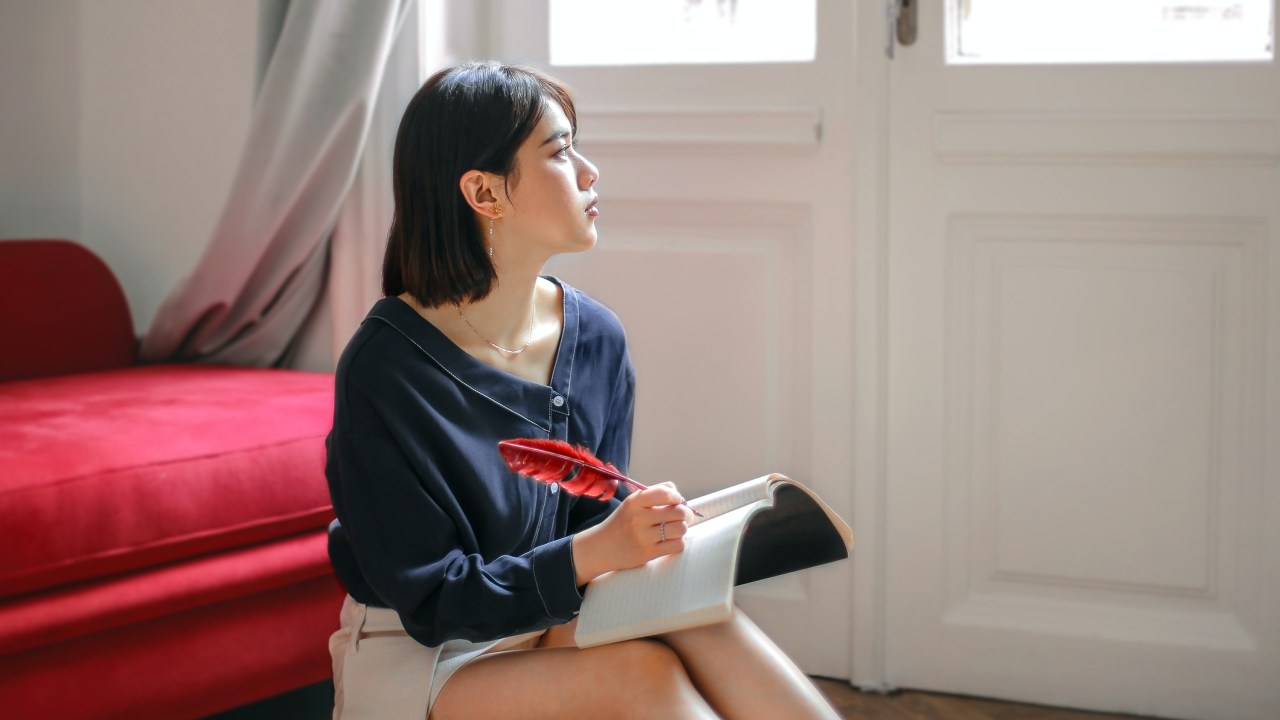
(658, 609, 840, 720)
(535, 617, 579, 649)
(431, 637, 720, 720)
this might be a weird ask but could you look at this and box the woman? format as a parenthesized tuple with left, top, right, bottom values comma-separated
(325, 61, 840, 720)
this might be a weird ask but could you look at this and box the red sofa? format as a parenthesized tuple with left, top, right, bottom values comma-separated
(0, 239, 343, 719)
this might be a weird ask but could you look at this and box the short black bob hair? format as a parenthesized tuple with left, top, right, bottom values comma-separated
(382, 61, 577, 307)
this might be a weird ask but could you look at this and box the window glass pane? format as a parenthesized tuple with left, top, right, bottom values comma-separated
(549, 0, 816, 67)
(949, 0, 1275, 64)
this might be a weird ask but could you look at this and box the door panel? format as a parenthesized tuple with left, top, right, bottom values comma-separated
(878, 2, 1279, 718)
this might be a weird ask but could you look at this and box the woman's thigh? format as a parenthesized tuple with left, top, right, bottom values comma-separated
(535, 617, 578, 648)
(429, 639, 714, 720)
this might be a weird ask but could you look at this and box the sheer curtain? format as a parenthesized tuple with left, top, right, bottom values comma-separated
(140, 0, 416, 368)
(286, 2, 424, 371)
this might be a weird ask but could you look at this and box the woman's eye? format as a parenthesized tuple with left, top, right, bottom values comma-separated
(558, 138, 581, 157)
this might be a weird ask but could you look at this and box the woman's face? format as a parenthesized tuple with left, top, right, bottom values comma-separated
(500, 101, 600, 258)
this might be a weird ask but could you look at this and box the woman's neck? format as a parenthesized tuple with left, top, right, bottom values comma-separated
(401, 250, 545, 343)
(399, 260, 561, 383)
(455, 272, 541, 350)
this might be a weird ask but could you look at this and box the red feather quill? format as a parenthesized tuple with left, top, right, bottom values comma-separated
(497, 438, 639, 500)
(497, 438, 704, 516)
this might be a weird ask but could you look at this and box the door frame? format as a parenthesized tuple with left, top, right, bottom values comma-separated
(849, 0, 893, 692)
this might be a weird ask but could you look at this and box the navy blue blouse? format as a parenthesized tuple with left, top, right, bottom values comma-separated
(325, 279, 635, 648)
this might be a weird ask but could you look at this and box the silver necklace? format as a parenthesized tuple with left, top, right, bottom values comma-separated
(454, 301, 536, 356)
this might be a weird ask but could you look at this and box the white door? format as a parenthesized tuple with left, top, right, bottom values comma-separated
(869, 1, 1280, 718)
(430, 0, 859, 677)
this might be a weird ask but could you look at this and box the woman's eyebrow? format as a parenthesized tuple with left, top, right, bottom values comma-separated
(540, 128, 573, 146)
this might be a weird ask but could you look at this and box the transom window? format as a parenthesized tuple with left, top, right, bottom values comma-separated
(948, 0, 1275, 64)
(549, 0, 817, 67)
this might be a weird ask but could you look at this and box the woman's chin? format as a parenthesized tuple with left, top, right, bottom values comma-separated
(570, 230, 599, 253)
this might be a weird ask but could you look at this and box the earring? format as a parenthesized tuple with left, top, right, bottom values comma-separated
(488, 203, 502, 258)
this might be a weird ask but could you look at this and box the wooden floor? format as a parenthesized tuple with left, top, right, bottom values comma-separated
(812, 678, 1161, 720)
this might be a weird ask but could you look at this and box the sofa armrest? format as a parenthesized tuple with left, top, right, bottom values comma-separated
(0, 239, 136, 381)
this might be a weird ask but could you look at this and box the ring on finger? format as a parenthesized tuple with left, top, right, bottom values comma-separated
(660, 522, 667, 543)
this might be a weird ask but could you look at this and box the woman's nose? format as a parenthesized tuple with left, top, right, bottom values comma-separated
(578, 154, 599, 188)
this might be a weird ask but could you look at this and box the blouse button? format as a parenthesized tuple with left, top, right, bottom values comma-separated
(551, 395, 565, 407)
(549, 483, 559, 494)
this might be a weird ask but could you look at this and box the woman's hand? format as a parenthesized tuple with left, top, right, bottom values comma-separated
(571, 482, 695, 586)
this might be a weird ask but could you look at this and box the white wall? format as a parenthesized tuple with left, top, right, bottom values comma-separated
(0, 1, 82, 243)
(0, 0, 260, 334)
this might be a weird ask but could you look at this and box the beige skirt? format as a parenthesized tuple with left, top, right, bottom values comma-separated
(329, 595, 544, 719)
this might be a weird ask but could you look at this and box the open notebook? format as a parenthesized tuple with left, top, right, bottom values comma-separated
(574, 473, 852, 648)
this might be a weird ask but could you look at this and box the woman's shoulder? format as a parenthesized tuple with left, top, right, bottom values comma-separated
(553, 278, 627, 343)
(336, 297, 436, 385)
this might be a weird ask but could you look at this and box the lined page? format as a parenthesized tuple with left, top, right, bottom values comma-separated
(575, 502, 762, 647)
(687, 475, 774, 526)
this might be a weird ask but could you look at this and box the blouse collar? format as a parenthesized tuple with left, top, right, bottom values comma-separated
(366, 278, 580, 434)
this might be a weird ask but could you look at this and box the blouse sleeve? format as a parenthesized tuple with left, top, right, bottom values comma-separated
(327, 363, 586, 646)
(329, 427, 584, 646)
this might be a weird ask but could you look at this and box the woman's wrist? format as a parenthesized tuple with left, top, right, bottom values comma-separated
(570, 525, 609, 586)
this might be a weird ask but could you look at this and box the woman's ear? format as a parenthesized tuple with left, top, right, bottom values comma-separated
(459, 170, 503, 218)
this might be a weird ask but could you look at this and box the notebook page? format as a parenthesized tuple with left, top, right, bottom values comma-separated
(575, 502, 761, 646)
(687, 475, 774, 526)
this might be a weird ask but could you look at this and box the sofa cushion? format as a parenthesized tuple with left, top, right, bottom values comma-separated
(0, 364, 334, 598)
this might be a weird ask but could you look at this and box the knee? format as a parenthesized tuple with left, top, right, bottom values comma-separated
(607, 640, 698, 717)
(615, 638, 681, 677)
